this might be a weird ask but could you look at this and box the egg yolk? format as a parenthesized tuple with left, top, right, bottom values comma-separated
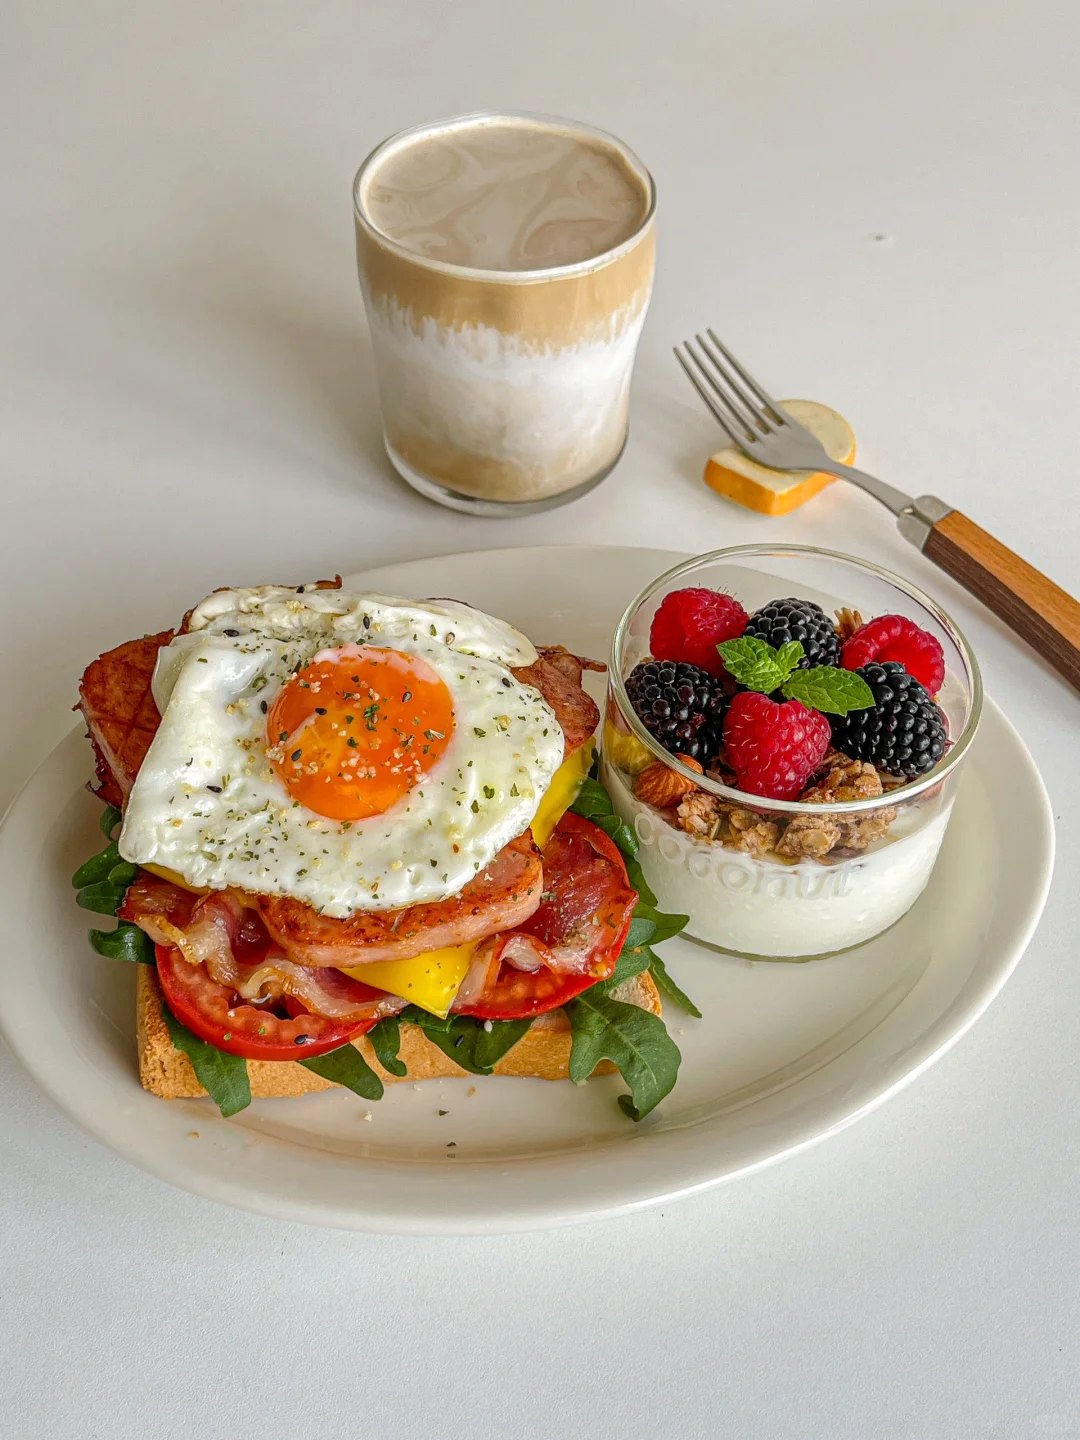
(267, 646, 454, 821)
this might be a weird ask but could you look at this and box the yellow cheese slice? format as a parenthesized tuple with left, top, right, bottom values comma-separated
(703, 399, 856, 516)
(144, 863, 209, 895)
(341, 942, 478, 1019)
(338, 742, 597, 1016)
(530, 739, 595, 847)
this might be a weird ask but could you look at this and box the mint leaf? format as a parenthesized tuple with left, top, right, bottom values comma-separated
(775, 640, 805, 675)
(99, 804, 122, 838)
(566, 991, 681, 1121)
(300, 1043, 384, 1101)
(717, 635, 785, 691)
(718, 635, 807, 692)
(782, 666, 874, 716)
(648, 954, 702, 1018)
(76, 882, 127, 916)
(88, 923, 154, 963)
(162, 1004, 251, 1117)
(72, 841, 121, 888)
(368, 1015, 407, 1077)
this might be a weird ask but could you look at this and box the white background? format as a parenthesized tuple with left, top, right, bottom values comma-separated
(2, 0, 1078, 1436)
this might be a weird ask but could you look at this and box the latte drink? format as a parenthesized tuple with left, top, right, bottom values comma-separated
(353, 113, 655, 513)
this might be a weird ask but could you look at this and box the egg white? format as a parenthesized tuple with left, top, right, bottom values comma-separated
(118, 588, 563, 917)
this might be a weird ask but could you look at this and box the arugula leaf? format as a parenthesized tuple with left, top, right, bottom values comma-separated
(299, 1044, 384, 1101)
(648, 954, 702, 1018)
(603, 945, 652, 989)
(622, 914, 658, 951)
(630, 902, 689, 946)
(473, 1016, 534, 1070)
(108, 861, 139, 887)
(569, 778, 657, 905)
(566, 777, 612, 820)
(401, 1004, 453, 1033)
(566, 991, 681, 1121)
(76, 882, 127, 916)
(72, 841, 121, 888)
(100, 804, 122, 838)
(162, 1004, 251, 1117)
(88, 923, 154, 964)
(400, 1006, 533, 1075)
(569, 774, 696, 1046)
(367, 1015, 408, 1077)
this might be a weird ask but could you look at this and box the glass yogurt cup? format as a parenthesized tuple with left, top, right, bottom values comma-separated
(603, 546, 982, 960)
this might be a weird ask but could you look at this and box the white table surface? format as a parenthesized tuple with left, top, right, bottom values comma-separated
(2, 0, 1078, 1435)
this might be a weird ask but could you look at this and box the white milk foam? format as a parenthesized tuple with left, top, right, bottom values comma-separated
(363, 118, 648, 271)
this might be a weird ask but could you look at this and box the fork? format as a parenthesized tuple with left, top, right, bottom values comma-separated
(675, 330, 1080, 693)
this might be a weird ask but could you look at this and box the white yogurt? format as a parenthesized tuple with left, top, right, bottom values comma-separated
(604, 759, 952, 959)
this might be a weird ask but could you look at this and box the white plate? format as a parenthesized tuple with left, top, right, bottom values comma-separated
(0, 546, 1055, 1234)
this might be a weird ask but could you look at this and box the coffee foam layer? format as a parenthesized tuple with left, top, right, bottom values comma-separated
(362, 119, 649, 272)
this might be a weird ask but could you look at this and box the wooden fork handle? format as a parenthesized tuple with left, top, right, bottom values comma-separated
(917, 508, 1080, 691)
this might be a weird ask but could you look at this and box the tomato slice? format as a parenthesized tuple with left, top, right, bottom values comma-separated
(155, 945, 382, 1061)
(455, 813, 637, 1021)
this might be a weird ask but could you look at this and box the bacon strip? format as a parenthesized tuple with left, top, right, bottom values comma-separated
(511, 646, 603, 760)
(256, 830, 543, 968)
(120, 874, 404, 1022)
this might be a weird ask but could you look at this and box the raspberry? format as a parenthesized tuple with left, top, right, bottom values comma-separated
(842, 615, 945, 694)
(650, 587, 748, 677)
(723, 692, 831, 801)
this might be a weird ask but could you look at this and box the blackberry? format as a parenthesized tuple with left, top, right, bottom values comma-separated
(744, 597, 842, 668)
(828, 661, 947, 778)
(625, 660, 727, 765)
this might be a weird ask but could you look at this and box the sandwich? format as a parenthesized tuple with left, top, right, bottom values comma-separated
(73, 580, 695, 1119)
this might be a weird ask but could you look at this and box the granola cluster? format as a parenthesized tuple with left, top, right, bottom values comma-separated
(638, 745, 899, 863)
(675, 791, 781, 859)
(775, 752, 896, 860)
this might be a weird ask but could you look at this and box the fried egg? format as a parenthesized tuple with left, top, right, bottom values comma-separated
(119, 585, 563, 917)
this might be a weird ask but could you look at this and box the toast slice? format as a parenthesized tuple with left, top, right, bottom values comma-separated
(136, 965, 662, 1100)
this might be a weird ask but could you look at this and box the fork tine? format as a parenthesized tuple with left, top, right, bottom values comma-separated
(705, 329, 786, 424)
(683, 338, 759, 440)
(695, 332, 773, 431)
(673, 346, 743, 447)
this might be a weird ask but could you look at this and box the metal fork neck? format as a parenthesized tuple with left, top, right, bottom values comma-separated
(828, 466, 953, 549)
(829, 463, 915, 517)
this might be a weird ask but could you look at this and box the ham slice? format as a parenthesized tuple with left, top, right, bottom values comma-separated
(256, 831, 543, 968)
(77, 631, 173, 803)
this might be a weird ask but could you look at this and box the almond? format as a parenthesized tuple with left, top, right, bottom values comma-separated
(633, 754, 703, 809)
